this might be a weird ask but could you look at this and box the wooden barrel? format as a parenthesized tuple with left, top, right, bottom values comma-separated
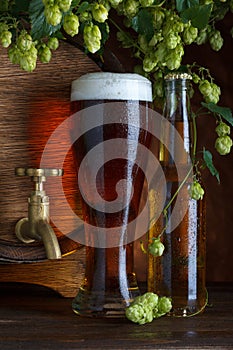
(0, 40, 102, 262)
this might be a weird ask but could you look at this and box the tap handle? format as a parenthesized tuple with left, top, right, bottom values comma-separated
(15, 168, 64, 192)
(15, 168, 64, 178)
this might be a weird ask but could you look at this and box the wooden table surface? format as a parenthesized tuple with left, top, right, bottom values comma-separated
(0, 282, 232, 349)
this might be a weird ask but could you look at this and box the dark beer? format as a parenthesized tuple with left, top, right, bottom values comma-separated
(70, 73, 152, 317)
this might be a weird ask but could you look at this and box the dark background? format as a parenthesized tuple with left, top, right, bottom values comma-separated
(185, 12, 233, 282)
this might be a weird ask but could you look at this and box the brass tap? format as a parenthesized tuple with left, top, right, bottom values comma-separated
(15, 168, 63, 260)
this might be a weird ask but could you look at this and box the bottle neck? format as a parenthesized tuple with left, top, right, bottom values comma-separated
(163, 79, 190, 122)
(161, 78, 192, 164)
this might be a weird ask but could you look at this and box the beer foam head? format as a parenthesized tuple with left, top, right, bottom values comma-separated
(71, 72, 152, 102)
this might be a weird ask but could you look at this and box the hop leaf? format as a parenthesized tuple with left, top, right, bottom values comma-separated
(203, 148, 220, 183)
(180, 4, 212, 30)
(201, 102, 233, 127)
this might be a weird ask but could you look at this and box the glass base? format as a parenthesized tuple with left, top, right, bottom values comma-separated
(168, 305, 205, 317)
(72, 279, 140, 318)
(167, 295, 207, 316)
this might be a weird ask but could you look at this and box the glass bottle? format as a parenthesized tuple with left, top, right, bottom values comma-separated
(148, 73, 206, 316)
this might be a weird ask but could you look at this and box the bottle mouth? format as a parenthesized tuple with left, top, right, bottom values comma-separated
(165, 73, 192, 80)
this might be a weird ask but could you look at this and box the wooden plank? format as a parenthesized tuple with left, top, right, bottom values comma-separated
(0, 249, 85, 297)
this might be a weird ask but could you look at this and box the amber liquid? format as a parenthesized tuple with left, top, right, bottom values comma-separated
(71, 100, 151, 316)
(148, 120, 206, 316)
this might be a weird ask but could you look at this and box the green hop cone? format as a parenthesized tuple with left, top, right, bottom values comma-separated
(149, 31, 163, 47)
(92, 3, 108, 23)
(203, 82, 220, 104)
(8, 45, 21, 64)
(83, 23, 102, 53)
(109, 0, 123, 7)
(131, 293, 158, 309)
(100, 0, 111, 11)
(139, 0, 154, 7)
(195, 29, 207, 45)
(192, 73, 200, 84)
(162, 12, 184, 36)
(199, 79, 212, 96)
(44, 4, 62, 26)
(211, 82, 221, 98)
(1, 30, 12, 48)
(47, 37, 59, 50)
(152, 8, 165, 29)
(189, 181, 204, 200)
(215, 135, 233, 155)
(215, 122, 230, 137)
(138, 34, 149, 52)
(166, 44, 184, 70)
(138, 292, 159, 309)
(155, 42, 167, 64)
(165, 32, 180, 49)
(79, 11, 92, 22)
(57, 0, 72, 12)
(209, 30, 223, 51)
(148, 238, 165, 257)
(123, 0, 139, 18)
(155, 296, 172, 317)
(63, 13, 80, 37)
(38, 45, 52, 63)
(19, 52, 37, 72)
(17, 30, 33, 51)
(125, 303, 153, 325)
(183, 25, 198, 45)
(126, 292, 171, 324)
(143, 52, 158, 72)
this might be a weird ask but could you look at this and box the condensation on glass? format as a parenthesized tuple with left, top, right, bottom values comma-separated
(70, 72, 152, 317)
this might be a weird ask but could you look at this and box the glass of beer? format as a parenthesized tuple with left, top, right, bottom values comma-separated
(70, 72, 152, 317)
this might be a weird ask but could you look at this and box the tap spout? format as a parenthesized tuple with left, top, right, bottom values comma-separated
(15, 217, 62, 260)
(37, 220, 61, 259)
(14, 168, 64, 260)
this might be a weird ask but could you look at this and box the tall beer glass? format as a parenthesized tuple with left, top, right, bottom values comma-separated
(70, 72, 152, 317)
